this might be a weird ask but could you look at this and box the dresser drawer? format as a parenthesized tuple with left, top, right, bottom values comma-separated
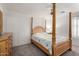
(0, 33, 13, 56)
(0, 41, 9, 53)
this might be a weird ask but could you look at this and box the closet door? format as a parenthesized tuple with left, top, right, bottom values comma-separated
(0, 10, 3, 32)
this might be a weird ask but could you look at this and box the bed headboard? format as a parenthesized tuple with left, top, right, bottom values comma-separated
(32, 26, 45, 34)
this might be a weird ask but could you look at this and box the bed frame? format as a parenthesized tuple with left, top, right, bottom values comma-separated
(31, 3, 72, 56)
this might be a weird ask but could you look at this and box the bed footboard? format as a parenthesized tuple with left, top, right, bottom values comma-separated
(32, 39, 71, 56)
(53, 41, 71, 56)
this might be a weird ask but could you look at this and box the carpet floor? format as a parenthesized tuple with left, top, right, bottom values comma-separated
(13, 44, 79, 56)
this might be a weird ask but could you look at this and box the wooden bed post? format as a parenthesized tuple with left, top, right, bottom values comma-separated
(45, 19, 46, 32)
(31, 17, 33, 42)
(69, 12, 72, 50)
(31, 17, 33, 34)
(51, 3, 56, 55)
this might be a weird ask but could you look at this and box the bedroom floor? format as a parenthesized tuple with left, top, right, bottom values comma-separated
(13, 40, 79, 56)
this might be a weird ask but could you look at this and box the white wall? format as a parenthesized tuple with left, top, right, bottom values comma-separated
(33, 17, 46, 29)
(3, 10, 31, 47)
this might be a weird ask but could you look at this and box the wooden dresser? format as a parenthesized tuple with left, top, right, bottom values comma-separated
(0, 33, 12, 56)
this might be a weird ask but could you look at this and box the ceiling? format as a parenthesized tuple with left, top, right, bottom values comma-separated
(2, 3, 79, 17)
(2, 3, 51, 15)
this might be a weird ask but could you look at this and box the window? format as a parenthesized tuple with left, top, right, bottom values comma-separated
(72, 17, 79, 38)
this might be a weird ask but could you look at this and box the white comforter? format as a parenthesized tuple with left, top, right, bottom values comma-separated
(32, 32, 68, 54)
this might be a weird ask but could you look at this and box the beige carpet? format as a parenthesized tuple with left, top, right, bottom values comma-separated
(13, 44, 79, 56)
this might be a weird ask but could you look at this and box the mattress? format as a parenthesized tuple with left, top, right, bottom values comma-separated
(32, 32, 69, 54)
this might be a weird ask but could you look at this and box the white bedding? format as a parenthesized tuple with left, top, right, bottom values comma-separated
(32, 32, 69, 54)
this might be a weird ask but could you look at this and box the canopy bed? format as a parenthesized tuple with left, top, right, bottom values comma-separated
(31, 3, 72, 56)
